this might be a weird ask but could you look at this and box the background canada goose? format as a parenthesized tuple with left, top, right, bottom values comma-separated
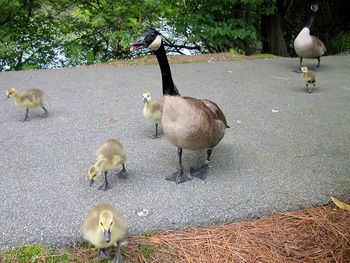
(294, 4, 326, 72)
(6, 88, 48, 121)
(142, 91, 164, 138)
(88, 139, 127, 191)
(82, 202, 127, 262)
(131, 29, 229, 184)
(301, 66, 317, 93)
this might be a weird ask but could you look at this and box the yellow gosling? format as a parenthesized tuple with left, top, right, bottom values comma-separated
(88, 139, 127, 191)
(82, 202, 127, 262)
(301, 66, 317, 93)
(6, 88, 48, 121)
(142, 91, 163, 138)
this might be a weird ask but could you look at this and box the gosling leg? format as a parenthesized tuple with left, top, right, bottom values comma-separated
(111, 241, 122, 263)
(41, 107, 49, 118)
(150, 123, 160, 139)
(118, 164, 127, 179)
(97, 247, 111, 260)
(22, 108, 29, 122)
(166, 148, 192, 184)
(190, 149, 212, 180)
(98, 171, 111, 191)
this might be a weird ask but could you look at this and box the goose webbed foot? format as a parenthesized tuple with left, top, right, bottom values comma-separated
(149, 133, 160, 139)
(98, 183, 112, 191)
(190, 164, 209, 180)
(97, 247, 111, 260)
(118, 165, 127, 179)
(166, 169, 192, 184)
(111, 243, 122, 263)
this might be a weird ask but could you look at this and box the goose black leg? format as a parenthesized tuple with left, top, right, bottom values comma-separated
(41, 107, 49, 118)
(118, 164, 127, 179)
(315, 57, 321, 72)
(98, 171, 111, 191)
(111, 241, 122, 263)
(22, 108, 29, 122)
(190, 149, 212, 180)
(294, 57, 303, 73)
(97, 247, 111, 260)
(166, 148, 192, 184)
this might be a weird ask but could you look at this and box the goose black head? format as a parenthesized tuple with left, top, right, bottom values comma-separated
(130, 29, 162, 51)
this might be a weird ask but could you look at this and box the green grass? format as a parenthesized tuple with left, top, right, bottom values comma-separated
(252, 53, 277, 59)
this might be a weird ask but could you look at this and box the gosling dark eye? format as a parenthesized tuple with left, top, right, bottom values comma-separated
(100, 222, 103, 226)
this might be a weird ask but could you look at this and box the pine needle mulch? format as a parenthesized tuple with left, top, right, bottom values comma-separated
(124, 197, 350, 263)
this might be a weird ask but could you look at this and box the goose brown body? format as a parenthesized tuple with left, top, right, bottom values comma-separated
(294, 28, 326, 59)
(162, 95, 227, 151)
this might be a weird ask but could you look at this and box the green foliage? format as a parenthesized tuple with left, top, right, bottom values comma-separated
(327, 31, 350, 54)
(2, 244, 45, 262)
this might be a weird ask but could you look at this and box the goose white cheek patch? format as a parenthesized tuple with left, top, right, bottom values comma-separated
(148, 35, 162, 50)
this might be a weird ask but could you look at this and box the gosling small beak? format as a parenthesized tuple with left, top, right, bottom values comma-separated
(90, 179, 94, 187)
(143, 98, 147, 104)
(104, 229, 111, 243)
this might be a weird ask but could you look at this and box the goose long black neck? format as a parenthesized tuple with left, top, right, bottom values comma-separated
(306, 14, 314, 29)
(154, 43, 180, 96)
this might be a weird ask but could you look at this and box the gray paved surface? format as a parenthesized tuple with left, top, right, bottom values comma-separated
(0, 55, 349, 250)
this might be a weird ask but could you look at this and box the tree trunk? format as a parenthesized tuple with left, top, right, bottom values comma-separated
(261, 0, 292, 57)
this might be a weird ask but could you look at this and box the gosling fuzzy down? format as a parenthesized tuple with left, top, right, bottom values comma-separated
(6, 88, 48, 121)
(301, 66, 317, 93)
(82, 202, 127, 263)
(88, 139, 127, 191)
(142, 91, 164, 138)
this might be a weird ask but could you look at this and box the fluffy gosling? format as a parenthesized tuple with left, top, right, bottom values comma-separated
(82, 202, 127, 262)
(6, 88, 48, 121)
(88, 139, 127, 191)
(301, 66, 317, 93)
(142, 91, 163, 138)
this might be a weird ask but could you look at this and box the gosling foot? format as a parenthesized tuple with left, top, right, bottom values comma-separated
(111, 244, 122, 263)
(98, 183, 112, 191)
(166, 169, 192, 184)
(97, 247, 111, 260)
(40, 112, 49, 118)
(118, 169, 127, 179)
(190, 164, 209, 180)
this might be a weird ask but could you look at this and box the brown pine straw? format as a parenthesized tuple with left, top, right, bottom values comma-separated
(124, 197, 350, 263)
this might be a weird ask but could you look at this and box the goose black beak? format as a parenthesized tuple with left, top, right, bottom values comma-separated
(90, 179, 95, 187)
(104, 229, 111, 243)
(130, 36, 146, 51)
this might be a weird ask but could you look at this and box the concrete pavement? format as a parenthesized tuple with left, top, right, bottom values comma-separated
(0, 55, 349, 250)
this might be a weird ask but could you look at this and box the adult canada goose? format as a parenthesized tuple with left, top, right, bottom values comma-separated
(130, 29, 229, 183)
(6, 88, 48, 121)
(88, 139, 127, 191)
(301, 66, 317, 93)
(82, 202, 127, 263)
(294, 4, 326, 72)
(142, 91, 164, 138)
